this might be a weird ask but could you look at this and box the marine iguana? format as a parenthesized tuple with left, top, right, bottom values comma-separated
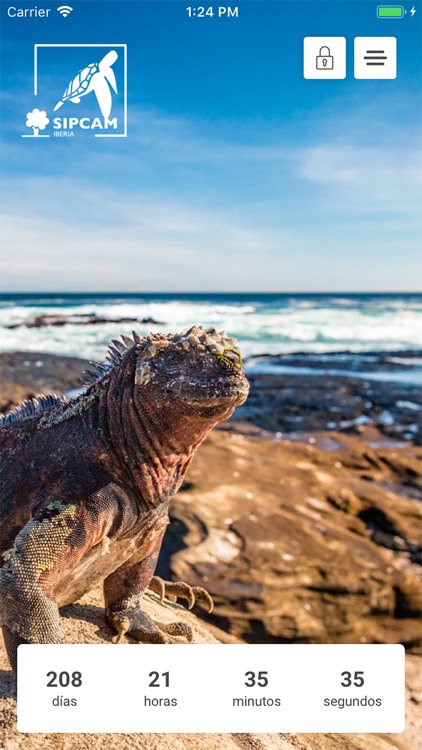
(0, 326, 249, 669)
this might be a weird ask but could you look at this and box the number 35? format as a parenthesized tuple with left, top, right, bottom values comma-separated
(340, 671, 364, 687)
(245, 671, 268, 687)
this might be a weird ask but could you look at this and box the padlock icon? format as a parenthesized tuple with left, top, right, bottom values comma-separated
(316, 46, 334, 70)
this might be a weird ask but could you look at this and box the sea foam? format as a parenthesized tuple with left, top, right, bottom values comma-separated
(0, 294, 421, 362)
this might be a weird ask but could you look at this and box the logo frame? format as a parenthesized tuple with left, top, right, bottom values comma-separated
(33, 43, 128, 138)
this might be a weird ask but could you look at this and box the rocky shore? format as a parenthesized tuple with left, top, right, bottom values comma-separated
(1, 350, 421, 644)
(1, 350, 421, 444)
(240, 350, 422, 446)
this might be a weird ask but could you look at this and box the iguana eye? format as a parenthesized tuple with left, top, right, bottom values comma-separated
(224, 349, 242, 366)
(216, 354, 234, 370)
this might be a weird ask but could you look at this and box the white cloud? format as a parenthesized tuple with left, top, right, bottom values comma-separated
(297, 140, 421, 215)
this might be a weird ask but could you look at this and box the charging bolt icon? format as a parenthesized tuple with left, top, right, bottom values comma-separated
(316, 46, 334, 70)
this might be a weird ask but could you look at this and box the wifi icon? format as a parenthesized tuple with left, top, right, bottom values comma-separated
(57, 6, 73, 17)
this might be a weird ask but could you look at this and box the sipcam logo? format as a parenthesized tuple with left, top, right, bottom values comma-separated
(21, 44, 127, 139)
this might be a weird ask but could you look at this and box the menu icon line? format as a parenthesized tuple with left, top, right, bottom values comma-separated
(364, 49, 388, 65)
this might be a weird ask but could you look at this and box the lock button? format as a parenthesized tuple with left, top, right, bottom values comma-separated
(316, 46, 334, 70)
(304, 37, 346, 79)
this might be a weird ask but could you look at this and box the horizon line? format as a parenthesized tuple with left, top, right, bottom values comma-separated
(1, 290, 421, 296)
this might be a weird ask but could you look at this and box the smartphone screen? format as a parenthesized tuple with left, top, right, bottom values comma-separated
(1, 1, 421, 746)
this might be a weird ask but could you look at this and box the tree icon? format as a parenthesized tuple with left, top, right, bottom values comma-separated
(25, 108, 49, 136)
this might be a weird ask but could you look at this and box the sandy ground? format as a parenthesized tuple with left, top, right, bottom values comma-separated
(0, 587, 420, 750)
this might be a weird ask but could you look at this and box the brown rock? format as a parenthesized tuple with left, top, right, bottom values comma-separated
(157, 430, 422, 648)
(0, 353, 90, 399)
(0, 382, 35, 415)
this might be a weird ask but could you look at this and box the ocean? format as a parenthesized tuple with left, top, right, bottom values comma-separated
(1, 293, 421, 372)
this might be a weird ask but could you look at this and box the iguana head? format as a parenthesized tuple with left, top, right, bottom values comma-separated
(132, 326, 249, 416)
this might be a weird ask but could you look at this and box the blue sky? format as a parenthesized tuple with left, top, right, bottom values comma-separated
(1, 0, 421, 292)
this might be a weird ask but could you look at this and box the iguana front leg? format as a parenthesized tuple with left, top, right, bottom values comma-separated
(104, 531, 211, 644)
(0, 501, 102, 670)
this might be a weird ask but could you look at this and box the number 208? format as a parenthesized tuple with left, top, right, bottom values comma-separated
(46, 671, 82, 687)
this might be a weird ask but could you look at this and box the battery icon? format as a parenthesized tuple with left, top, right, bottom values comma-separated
(377, 5, 404, 17)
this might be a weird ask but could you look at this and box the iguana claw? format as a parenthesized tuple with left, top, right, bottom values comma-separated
(107, 608, 193, 644)
(111, 616, 131, 644)
(148, 576, 214, 613)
